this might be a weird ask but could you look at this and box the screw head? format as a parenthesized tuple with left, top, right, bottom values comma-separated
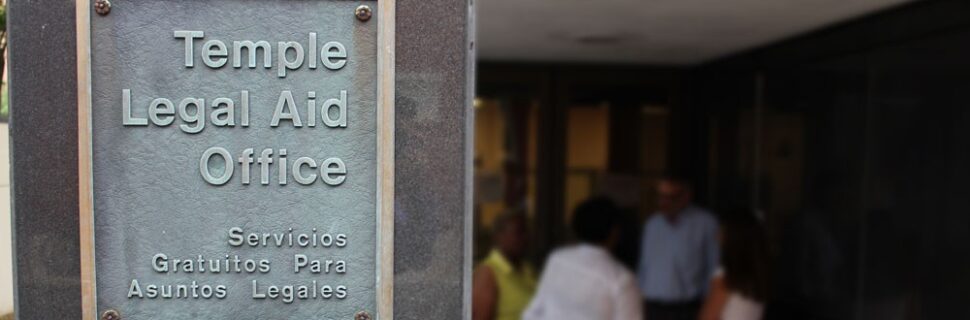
(101, 309, 121, 320)
(94, 0, 111, 16)
(355, 5, 372, 22)
(355, 311, 371, 320)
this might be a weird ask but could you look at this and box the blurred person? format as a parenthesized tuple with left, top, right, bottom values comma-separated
(638, 177, 719, 320)
(523, 197, 642, 320)
(769, 175, 848, 319)
(699, 209, 770, 320)
(473, 211, 537, 320)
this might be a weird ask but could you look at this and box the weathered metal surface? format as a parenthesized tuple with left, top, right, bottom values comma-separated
(89, 1, 380, 318)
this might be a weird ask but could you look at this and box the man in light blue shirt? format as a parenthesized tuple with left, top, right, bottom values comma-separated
(637, 177, 719, 320)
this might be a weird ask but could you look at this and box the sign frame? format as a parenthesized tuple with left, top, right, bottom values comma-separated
(74, 1, 396, 319)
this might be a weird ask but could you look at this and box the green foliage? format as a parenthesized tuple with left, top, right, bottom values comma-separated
(1, 83, 7, 120)
(0, 4, 6, 33)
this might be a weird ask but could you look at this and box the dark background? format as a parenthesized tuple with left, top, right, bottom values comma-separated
(478, 1, 970, 319)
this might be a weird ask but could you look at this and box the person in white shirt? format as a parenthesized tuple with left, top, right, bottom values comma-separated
(699, 209, 770, 320)
(523, 198, 642, 320)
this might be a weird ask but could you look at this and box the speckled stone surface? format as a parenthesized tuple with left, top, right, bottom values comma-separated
(394, 0, 473, 319)
(9, 0, 84, 319)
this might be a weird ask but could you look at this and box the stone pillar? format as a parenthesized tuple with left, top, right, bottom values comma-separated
(8, 0, 474, 319)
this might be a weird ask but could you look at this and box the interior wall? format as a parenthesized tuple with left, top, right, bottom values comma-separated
(691, 1, 970, 318)
(477, 3, 970, 318)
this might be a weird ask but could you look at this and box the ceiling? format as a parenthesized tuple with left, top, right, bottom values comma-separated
(477, 0, 913, 65)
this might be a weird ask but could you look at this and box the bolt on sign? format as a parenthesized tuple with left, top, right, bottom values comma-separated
(76, 1, 395, 319)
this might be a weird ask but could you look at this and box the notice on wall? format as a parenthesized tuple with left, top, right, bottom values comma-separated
(85, 1, 387, 318)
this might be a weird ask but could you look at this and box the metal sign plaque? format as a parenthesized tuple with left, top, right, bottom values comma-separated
(78, 1, 394, 319)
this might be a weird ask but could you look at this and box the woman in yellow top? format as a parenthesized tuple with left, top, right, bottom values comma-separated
(473, 212, 537, 320)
